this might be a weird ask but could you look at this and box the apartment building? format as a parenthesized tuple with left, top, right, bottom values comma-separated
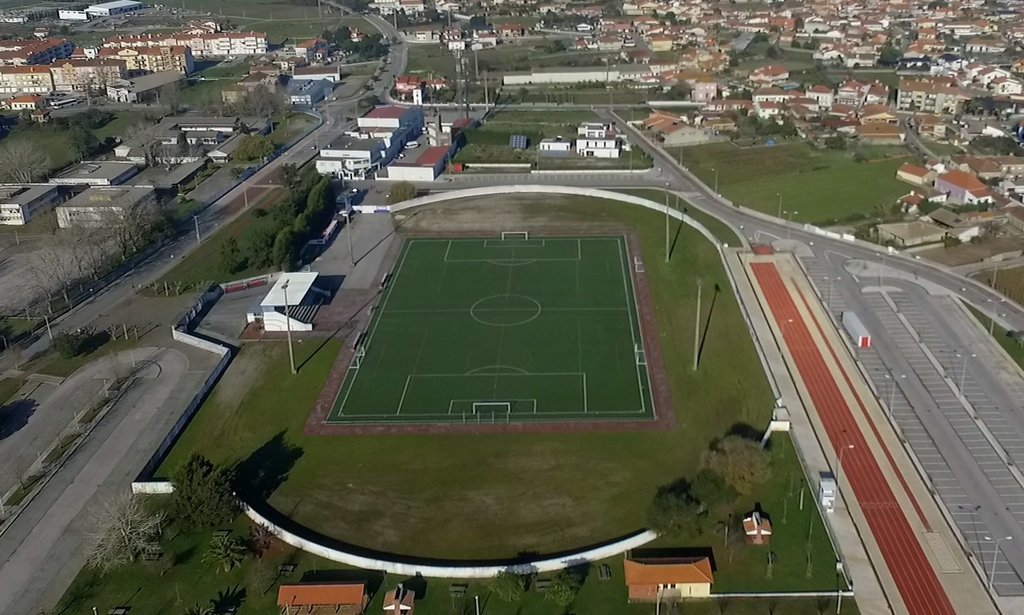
(0, 65, 54, 94)
(0, 38, 74, 66)
(102, 31, 268, 57)
(50, 59, 126, 92)
(896, 78, 971, 115)
(98, 45, 194, 75)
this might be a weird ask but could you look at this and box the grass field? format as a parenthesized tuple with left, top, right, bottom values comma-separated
(153, 194, 843, 597)
(967, 304, 1024, 372)
(614, 188, 744, 247)
(675, 142, 911, 225)
(331, 236, 653, 424)
(55, 516, 855, 615)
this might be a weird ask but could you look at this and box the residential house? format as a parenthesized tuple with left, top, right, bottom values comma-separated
(897, 78, 971, 114)
(623, 555, 714, 601)
(749, 64, 789, 86)
(291, 38, 328, 62)
(924, 207, 986, 242)
(935, 169, 994, 205)
(0, 38, 74, 66)
(896, 163, 936, 186)
(4, 94, 43, 110)
(287, 78, 333, 105)
(876, 220, 947, 247)
(856, 122, 905, 145)
(293, 64, 341, 83)
(807, 85, 834, 110)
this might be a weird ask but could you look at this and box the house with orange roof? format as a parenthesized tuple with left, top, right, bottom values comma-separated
(277, 582, 368, 614)
(4, 94, 44, 111)
(382, 584, 415, 613)
(749, 64, 789, 86)
(935, 169, 994, 206)
(623, 554, 714, 601)
(896, 163, 935, 186)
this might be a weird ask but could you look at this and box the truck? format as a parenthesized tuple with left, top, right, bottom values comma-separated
(841, 311, 871, 348)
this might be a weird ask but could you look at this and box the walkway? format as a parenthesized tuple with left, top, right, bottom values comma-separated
(751, 260, 958, 614)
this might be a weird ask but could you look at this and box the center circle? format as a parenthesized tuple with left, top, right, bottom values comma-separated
(470, 294, 542, 327)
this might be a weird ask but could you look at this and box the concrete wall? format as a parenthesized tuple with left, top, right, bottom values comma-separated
(243, 502, 656, 578)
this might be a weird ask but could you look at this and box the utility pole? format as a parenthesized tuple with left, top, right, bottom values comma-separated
(346, 209, 354, 265)
(483, 69, 489, 107)
(693, 279, 702, 371)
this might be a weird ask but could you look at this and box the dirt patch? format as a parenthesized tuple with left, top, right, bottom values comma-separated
(918, 236, 1024, 267)
(211, 343, 272, 410)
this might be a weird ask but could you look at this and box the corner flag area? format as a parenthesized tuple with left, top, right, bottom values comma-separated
(326, 235, 656, 425)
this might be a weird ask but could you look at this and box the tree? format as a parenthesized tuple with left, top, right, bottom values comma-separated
(85, 493, 164, 573)
(124, 121, 163, 167)
(546, 570, 582, 606)
(878, 45, 901, 65)
(647, 483, 706, 537)
(67, 124, 99, 161)
(231, 85, 285, 119)
(690, 468, 738, 510)
(156, 80, 182, 113)
(0, 141, 50, 183)
(702, 435, 772, 495)
(234, 135, 275, 162)
(271, 227, 298, 270)
(185, 604, 214, 615)
(219, 236, 246, 274)
(170, 454, 238, 529)
(387, 181, 417, 204)
(280, 163, 300, 188)
(489, 571, 526, 602)
(203, 534, 248, 573)
(357, 94, 381, 112)
(824, 135, 847, 150)
(52, 327, 98, 359)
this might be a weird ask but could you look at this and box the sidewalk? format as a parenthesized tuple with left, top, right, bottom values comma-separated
(723, 249, 890, 615)
(731, 249, 995, 614)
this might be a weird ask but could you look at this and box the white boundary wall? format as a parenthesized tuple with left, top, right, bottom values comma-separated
(243, 502, 656, 577)
(390, 185, 728, 250)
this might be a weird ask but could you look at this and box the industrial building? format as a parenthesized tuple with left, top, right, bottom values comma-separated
(85, 0, 142, 18)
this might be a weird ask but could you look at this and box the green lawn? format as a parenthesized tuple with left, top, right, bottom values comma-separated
(614, 188, 744, 247)
(152, 190, 283, 288)
(56, 514, 854, 615)
(330, 236, 653, 424)
(269, 112, 316, 147)
(967, 305, 1024, 372)
(154, 194, 838, 594)
(675, 142, 912, 225)
(405, 44, 457, 78)
(0, 377, 23, 405)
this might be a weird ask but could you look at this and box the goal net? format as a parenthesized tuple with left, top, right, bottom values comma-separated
(350, 345, 366, 369)
(473, 401, 511, 414)
(635, 343, 647, 367)
(501, 231, 529, 241)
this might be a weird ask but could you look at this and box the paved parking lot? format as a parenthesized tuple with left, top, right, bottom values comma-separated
(800, 253, 1024, 597)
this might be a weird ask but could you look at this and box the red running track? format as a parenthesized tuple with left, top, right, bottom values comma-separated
(751, 262, 954, 615)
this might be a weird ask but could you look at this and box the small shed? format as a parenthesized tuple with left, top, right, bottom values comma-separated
(742, 511, 773, 545)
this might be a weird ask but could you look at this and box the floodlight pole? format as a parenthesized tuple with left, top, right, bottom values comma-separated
(693, 279, 702, 371)
(193, 215, 201, 246)
(346, 209, 354, 266)
(664, 184, 670, 263)
(282, 280, 297, 375)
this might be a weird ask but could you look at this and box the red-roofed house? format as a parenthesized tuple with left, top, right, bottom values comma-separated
(4, 94, 44, 110)
(935, 170, 994, 206)
(896, 163, 936, 186)
(623, 555, 714, 601)
(749, 64, 789, 85)
(277, 582, 368, 614)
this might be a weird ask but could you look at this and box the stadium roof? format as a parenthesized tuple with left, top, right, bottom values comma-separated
(261, 272, 319, 308)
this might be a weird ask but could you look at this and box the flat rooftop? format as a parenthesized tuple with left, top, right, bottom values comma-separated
(53, 161, 137, 183)
(0, 184, 56, 204)
(60, 185, 154, 208)
(261, 272, 319, 308)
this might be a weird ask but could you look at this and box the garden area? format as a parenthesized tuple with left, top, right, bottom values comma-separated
(454, 110, 652, 170)
(675, 142, 912, 225)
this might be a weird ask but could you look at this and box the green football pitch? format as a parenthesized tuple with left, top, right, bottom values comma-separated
(327, 235, 656, 425)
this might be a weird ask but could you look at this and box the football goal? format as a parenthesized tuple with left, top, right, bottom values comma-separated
(350, 345, 366, 370)
(473, 401, 512, 414)
(635, 343, 646, 367)
(501, 231, 530, 240)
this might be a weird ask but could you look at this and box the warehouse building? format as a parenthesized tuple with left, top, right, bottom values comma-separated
(86, 0, 143, 17)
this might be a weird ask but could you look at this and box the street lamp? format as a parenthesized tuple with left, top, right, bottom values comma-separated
(281, 280, 297, 375)
(710, 167, 719, 193)
(776, 192, 783, 218)
(783, 210, 799, 239)
(983, 535, 1013, 593)
(955, 351, 977, 392)
(883, 372, 906, 416)
(664, 182, 671, 264)
(836, 443, 855, 494)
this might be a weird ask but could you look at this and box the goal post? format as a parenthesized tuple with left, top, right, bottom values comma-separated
(350, 345, 366, 370)
(500, 231, 529, 241)
(635, 343, 646, 367)
(473, 401, 512, 414)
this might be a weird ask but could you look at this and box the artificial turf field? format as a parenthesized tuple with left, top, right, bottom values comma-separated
(328, 235, 655, 424)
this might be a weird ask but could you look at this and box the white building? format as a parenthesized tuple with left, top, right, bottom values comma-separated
(386, 145, 449, 182)
(575, 136, 620, 158)
(85, 0, 142, 17)
(58, 9, 90, 21)
(357, 105, 424, 131)
(538, 138, 572, 154)
(0, 184, 61, 225)
(51, 161, 139, 186)
(56, 185, 155, 228)
(249, 272, 329, 332)
(316, 136, 385, 180)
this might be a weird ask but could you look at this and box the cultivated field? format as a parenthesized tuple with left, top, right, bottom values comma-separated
(676, 142, 911, 225)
